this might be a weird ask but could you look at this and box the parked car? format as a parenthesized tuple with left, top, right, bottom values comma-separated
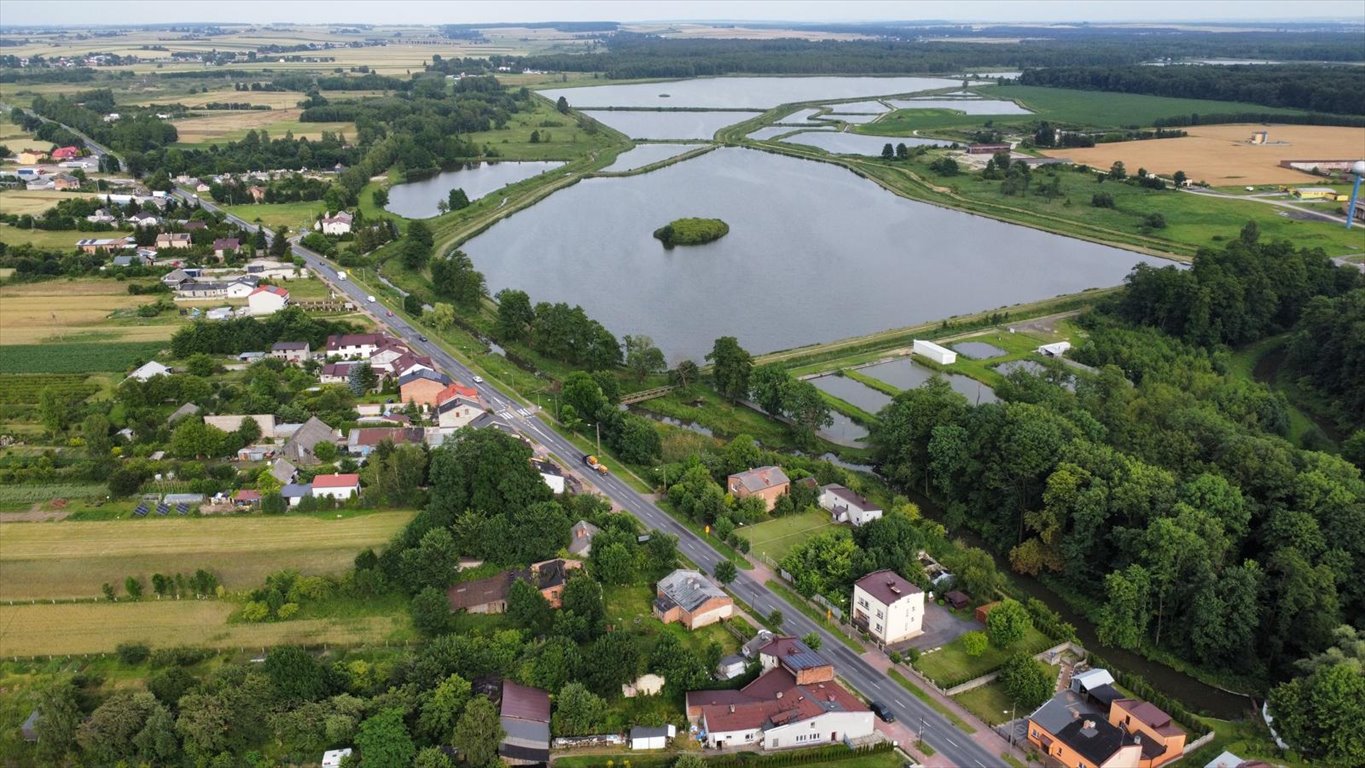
(870, 702, 895, 722)
(366, 295, 376, 303)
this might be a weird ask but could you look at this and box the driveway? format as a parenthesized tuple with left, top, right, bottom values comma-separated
(896, 601, 979, 652)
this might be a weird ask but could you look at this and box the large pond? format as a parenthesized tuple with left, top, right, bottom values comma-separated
(461, 148, 1173, 361)
(887, 98, 1033, 115)
(827, 100, 890, 113)
(540, 76, 961, 109)
(782, 131, 946, 155)
(747, 126, 819, 141)
(601, 143, 699, 173)
(582, 110, 759, 140)
(384, 161, 563, 218)
(860, 358, 999, 405)
(811, 375, 893, 413)
(812, 113, 882, 125)
(953, 341, 1007, 359)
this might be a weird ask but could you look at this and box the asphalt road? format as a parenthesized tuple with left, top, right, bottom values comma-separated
(184, 190, 1008, 767)
(1, 102, 121, 171)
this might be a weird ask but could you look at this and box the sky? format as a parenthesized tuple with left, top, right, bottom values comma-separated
(2, 0, 1363, 27)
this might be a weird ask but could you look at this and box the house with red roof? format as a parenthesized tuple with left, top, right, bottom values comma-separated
(51, 146, 80, 160)
(247, 285, 289, 316)
(685, 634, 873, 750)
(399, 368, 453, 408)
(310, 473, 360, 501)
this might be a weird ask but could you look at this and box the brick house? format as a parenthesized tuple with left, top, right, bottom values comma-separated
(654, 568, 733, 629)
(727, 466, 790, 512)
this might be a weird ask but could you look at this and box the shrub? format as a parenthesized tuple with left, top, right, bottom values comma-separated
(116, 642, 150, 665)
(962, 630, 989, 657)
(1091, 192, 1116, 208)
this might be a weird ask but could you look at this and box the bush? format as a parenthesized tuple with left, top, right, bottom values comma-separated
(116, 642, 150, 665)
(962, 631, 989, 657)
(1091, 192, 1116, 208)
(150, 646, 212, 668)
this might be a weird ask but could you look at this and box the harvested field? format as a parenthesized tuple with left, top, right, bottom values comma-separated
(171, 108, 354, 144)
(0, 511, 415, 600)
(0, 280, 171, 345)
(1047, 124, 1365, 185)
(137, 89, 307, 110)
(0, 118, 53, 153)
(0, 601, 409, 656)
(0, 190, 98, 216)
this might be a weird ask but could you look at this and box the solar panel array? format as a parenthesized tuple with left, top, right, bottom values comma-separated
(176, 503, 190, 515)
(133, 504, 149, 517)
(155, 503, 169, 516)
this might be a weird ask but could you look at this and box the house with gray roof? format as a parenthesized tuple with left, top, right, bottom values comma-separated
(281, 483, 312, 507)
(166, 402, 201, 425)
(654, 568, 733, 630)
(727, 465, 790, 511)
(499, 680, 551, 765)
(567, 520, 599, 557)
(282, 416, 337, 465)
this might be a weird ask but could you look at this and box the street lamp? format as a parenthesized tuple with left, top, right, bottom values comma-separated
(1346, 160, 1365, 230)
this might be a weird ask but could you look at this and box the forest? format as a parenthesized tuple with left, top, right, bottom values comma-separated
(1019, 64, 1365, 115)
(867, 228, 1363, 765)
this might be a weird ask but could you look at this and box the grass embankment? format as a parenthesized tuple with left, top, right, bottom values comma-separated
(0, 511, 415, 599)
(887, 667, 978, 734)
(1227, 334, 1341, 449)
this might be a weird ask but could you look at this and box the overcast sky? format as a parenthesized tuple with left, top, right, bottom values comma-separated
(2, 0, 1362, 27)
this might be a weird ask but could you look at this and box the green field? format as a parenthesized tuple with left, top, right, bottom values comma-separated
(220, 200, 328, 230)
(0, 341, 166, 373)
(856, 85, 1308, 135)
(739, 508, 839, 565)
(464, 96, 625, 161)
(954, 669, 1057, 725)
(915, 624, 1053, 688)
(0, 511, 415, 599)
(0, 224, 90, 250)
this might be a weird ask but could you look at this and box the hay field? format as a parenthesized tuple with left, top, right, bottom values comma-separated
(171, 107, 354, 144)
(137, 89, 307, 110)
(0, 118, 53, 153)
(0, 280, 176, 345)
(0, 190, 97, 216)
(0, 511, 414, 600)
(0, 601, 409, 655)
(1046, 124, 1365, 185)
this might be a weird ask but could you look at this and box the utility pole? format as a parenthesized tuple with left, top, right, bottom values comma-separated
(595, 421, 601, 455)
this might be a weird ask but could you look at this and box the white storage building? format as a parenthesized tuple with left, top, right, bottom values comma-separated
(913, 339, 957, 365)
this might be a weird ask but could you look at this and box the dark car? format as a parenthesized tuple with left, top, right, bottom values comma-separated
(417, 335, 428, 342)
(870, 701, 895, 722)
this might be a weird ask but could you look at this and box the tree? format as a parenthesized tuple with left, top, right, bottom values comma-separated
(429, 302, 456, 330)
(895, 142, 909, 160)
(269, 226, 289, 257)
(1097, 565, 1150, 649)
(448, 188, 470, 211)
(77, 691, 165, 764)
(1269, 663, 1365, 767)
(356, 708, 416, 768)
(670, 359, 700, 391)
(713, 560, 737, 585)
(507, 578, 553, 635)
(35, 679, 82, 764)
(707, 336, 752, 403)
(1108, 161, 1127, 181)
(1091, 192, 1115, 208)
(802, 632, 823, 651)
(452, 696, 503, 768)
(768, 609, 784, 629)
(560, 574, 606, 641)
(404, 292, 423, 316)
(625, 334, 666, 382)
(986, 599, 1032, 647)
(962, 630, 989, 657)
(881, 143, 894, 160)
(265, 645, 329, 704)
(411, 587, 452, 636)
(556, 95, 570, 114)
(495, 288, 535, 341)
(675, 755, 707, 768)
(998, 652, 1053, 711)
(418, 673, 471, 743)
(124, 575, 144, 600)
(430, 249, 486, 307)
(552, 682, 608, 736)
(415, 747, 455, 768)
(530, 130, 541, 144)
(750, 364, 791, 415)
(372, 187, 389, 207)
(583, 631, 642, 696)
(1172, 170, 1187, 187)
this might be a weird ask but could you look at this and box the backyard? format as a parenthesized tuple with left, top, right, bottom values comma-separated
(738, 507, 838, 565)
(914, 622, 1054, 688)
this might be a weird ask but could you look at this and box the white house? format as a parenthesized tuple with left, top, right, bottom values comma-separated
(247, 285, 290, 316)
(126, 360, 171, 382)
(311, 473, 360, 501)
(912, 339, 957, 365)
(437, 396, 485, 429)
(819, 484, 882, 527)
(325, 333, 387, 359)
(128, 212, 161, 228)
(317, 211, 353, 235)
(852, 569, 924, 645)
(225, 278, 259, 300)
(629, 724, 675, 751)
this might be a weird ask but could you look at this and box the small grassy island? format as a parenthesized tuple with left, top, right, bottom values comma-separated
(653, 217, 730, 248)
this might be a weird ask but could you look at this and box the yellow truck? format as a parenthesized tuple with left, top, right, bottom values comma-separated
(582, 455, 609, 475)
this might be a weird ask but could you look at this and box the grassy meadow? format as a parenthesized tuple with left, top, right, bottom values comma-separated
(738, 508, 839, 565)
(0, 511, 414, 599)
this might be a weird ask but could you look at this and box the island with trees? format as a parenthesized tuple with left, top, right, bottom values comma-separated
(652, 217, 730, 249)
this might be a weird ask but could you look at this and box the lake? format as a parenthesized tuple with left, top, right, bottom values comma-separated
(782, 131, 946, 155)
(602, 143, 700, 173)
(811, 375, 893, 413)
(384, 161, 563, 218)
(539, 76, 962, 109)
(887, 98, 1033, 115)
(582, 110, 760, 140)
(860, 358, 999, 405)
(460, 148, 1173, 361)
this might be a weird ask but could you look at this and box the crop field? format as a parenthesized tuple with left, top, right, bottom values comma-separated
(0, 511, 415, 600)
(738, 508, 838, 564)
(1046, 123, 1365, 185)
(0, 600, 410, 656)
(0, 190, 99, 216)
(0, 117, 53, 153)
(0, 279, 180, 347)
(0, 373, 100, 426)
(0, 224, 95, 250)
(0, 341, 167, 374)
(171, 107, 355, 144)
(136, 88, 308, 110)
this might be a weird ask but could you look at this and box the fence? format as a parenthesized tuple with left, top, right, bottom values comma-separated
(766, 556, 861, 646)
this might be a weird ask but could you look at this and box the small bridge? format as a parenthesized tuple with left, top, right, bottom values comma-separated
(619, 385, 677, 405)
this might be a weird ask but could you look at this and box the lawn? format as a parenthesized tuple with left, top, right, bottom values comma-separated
(738, 508, 837, 565)
(954, 671, 1057, 726)
(0, 510, 415, 599)
(0, 600, 411, 656)
(0, 224, 94, 250)
(914, 624, 1053, 688)
(220, 200, 328, 230)
(462, 96, 624, 162)
(0, 189, 98, 216)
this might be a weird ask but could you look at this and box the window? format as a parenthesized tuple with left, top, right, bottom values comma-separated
(876, 609, 884, 618)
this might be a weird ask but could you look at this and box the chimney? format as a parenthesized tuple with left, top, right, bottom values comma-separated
(1083, 720, 1095, 730)
(776, 691, 783, 699)
(729, 704, 735, 713)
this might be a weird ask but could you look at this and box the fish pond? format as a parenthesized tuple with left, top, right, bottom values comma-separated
(952, 341, 1007, 359)
(460, 147, 1172, 361)
(539, 76, 961, 109)
(582, 110, 760, 140)
(601, 143, 700, 173)
(384, 161, 563, 218)
(811, 375, 894, 414)
(887, 98, 1033, 115)
(860, 358, 999, 405)
(781, 131, 947, 155)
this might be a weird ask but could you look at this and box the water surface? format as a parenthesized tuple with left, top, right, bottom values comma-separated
(811, 375, 893, 413)
(820, 411, 869, 446)
(827, 100, 890, 113)
(953, 341, 1007, 359)
(385, 161, 563, 218)
(582, 110, 759, 140)
(861, 358, 998, 404)
(540, 76, 961, 109)
(812, 113, 882, 125)
(747, 126, 815, 141)
(782, 131, 946, 155)
(601, 144, 699, 173)
(461, 148, 1172, 360)
(888, 98, 1033, 115)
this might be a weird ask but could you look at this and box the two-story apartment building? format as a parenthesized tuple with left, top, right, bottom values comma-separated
(851, 570, 924, 645)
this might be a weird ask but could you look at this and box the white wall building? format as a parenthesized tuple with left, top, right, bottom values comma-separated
(852, 569, 925, 645)
(819, 484, 883, 527)
(311, 473, 360, 501)
(912, 339, 957, 365)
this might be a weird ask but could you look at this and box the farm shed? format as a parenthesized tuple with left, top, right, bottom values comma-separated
(629, 724, 676, 750)
(913, 339, 957, 365)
